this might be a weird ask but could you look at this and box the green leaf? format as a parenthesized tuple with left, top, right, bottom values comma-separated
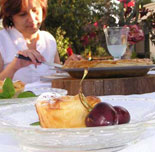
(30, 121, 40, 126)
(17, 91, 37, 98)
(0, 78, 15, 99)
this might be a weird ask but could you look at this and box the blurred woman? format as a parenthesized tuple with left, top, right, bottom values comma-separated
(0, 0, 81, 83)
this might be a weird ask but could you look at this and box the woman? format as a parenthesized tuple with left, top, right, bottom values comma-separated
(0, 0, 80, 83)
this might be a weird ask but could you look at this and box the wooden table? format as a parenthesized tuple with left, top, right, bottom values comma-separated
(51, 74, 155, 96)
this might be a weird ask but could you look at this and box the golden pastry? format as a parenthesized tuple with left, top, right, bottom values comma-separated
(0, 80, 25, 95)
(63, 58, 153, 69)
(35, 94, 101, 128)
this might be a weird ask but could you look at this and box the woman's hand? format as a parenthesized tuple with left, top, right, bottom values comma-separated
(12, 49, 45, 70)
(64, 54, 84, 65)
(0, 49, 45, 80)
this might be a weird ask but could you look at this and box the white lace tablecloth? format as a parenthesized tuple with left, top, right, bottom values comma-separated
(1, 72, 155, 152)
(0, 130, 155, 152)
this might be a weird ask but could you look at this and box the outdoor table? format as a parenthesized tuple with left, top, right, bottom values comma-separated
(1, 91, 155, 152)
(1, 71, 155, 152)
(52, 73, 155, 96)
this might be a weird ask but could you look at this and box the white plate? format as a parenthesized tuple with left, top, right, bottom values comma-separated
(0, 96, 155, 152)
(24, 82, 68, 96)
(63, 65, 155, 78)
(0, 145, 20, 152)
(26, 87, 68, 96)
(0, 133, 20, 152)
(40, 73, 70, 80)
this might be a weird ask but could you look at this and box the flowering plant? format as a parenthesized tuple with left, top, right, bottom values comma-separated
(114, 0, 155, 45)
(81, 22, 109, 57)
(81, 0, 155, 58)
(125, 24, 144, 45)
(116, 0, 145, 44)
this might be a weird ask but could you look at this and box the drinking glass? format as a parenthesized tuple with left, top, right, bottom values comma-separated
(104, 27, 129, 60)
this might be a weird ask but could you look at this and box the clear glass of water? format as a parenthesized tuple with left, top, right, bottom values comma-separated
(104, 27, 129, 60)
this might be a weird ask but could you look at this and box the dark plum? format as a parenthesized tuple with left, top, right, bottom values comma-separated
(113, 106, 130, 124)
(85, 102, 118, 127)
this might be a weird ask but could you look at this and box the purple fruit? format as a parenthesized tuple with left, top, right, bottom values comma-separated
(85, 102, 118, 127)
(113, 106, 130, 124)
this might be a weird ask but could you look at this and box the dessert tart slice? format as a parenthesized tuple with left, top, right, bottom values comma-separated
(63, 58, 153, 69)
(35, 94, 101, 128)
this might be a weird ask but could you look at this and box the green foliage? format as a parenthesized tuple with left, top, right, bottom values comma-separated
(55, 27, 70, 62)
(45, 0, 112, 56)
(131, 51, 137, 59)
(44, 0, 154, 59)
(0, 78, 15, 99)
(82, 46, 108, 58)
(30, 121, 40, 126)
(0, 78, 36, 99)
(17, 91, 37, 98)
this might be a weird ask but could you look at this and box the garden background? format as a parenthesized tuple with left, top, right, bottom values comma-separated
(0, 0, 155, 62)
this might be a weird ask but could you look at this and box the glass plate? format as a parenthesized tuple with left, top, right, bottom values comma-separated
(0, 88, 67, 106)
(0, 97, 155, 152)
(63, 65, 155, 78)
(24, 87, 68, 96)
(0, 97, 36, 106)
(40, 73, 70, 81)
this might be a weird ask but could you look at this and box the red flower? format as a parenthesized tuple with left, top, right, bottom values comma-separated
(126, 25, 144, 45)
(81, 35, 89, 46)
(67, 47, 73, 56)
(89, 32, 96, 39)
(124, 1, 135, 8)
(93, 22, 98, 27)
(81, 32, 97, 47)
(118, 0, 135, 8)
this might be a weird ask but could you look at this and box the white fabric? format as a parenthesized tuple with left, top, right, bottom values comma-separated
(0, 28, 57, 83)
(1, 72, 155, 151)
(1, 92, 155, 152)
(1, 80, 155, 151)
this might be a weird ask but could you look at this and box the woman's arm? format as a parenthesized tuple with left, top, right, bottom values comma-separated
(54, 51, 61, 64)
(54, 50, 84, 65)
(0, 49, 45, 80)
(0, 54, 18, 80)
(64, 54, 84, 65)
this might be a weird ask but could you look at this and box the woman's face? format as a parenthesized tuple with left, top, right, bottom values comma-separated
(12, 0, 43, 37)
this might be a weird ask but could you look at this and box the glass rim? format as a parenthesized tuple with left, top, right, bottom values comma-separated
(106, 26, 129, 29)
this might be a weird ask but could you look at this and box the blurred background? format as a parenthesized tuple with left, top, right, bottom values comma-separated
(0, 0, 155, 62)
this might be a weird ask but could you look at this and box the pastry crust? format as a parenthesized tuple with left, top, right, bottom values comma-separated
(63, 58, 153, 69)
(35, 95, 101, 128)
(0, 80, 25, 95)
(13, 80, 25, 93)
(116, 58, 153, 66)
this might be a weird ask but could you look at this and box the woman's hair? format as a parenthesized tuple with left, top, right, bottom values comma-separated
(0, 0, 48, 28)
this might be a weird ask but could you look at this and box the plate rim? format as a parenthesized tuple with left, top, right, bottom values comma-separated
(63, 65, 155, 72)
(0, 96, 155, 132)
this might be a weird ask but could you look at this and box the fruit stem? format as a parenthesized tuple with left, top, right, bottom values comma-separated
(79, 68, 93, 112)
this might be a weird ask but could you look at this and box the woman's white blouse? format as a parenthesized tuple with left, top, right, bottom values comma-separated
(0, 28, 57, 83)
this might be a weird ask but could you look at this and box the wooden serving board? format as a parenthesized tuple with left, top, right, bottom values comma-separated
(51, 74, 155, 96)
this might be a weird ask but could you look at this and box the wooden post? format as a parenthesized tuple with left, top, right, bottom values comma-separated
(52, 74, 155, 96)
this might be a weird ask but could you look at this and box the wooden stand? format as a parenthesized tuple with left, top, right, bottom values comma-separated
(51, 75, 155, 96)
